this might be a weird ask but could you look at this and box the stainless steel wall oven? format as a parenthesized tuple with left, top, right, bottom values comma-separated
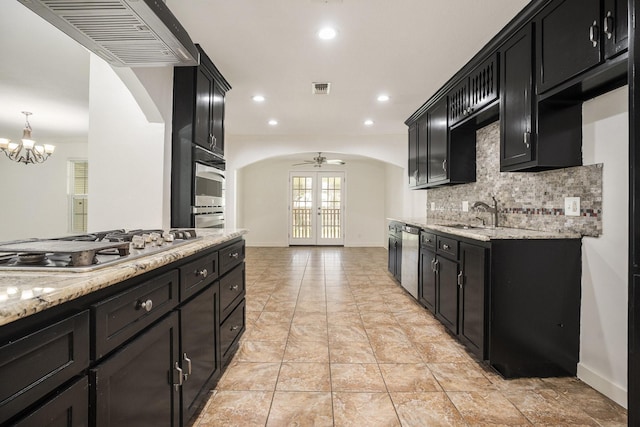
(192, 146, 225, 228)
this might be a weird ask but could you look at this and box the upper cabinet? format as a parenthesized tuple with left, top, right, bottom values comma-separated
(500, 25, 535, 169)
(427, 98, 448, 184)
(174, 45, 231, 158)
(536, 0, 628, 94)
(449, 54, 499, 127)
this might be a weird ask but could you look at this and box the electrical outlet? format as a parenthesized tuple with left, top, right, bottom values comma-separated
(462, 201, 469, 212)
(430, 202, 435, 211)
(564, 197, 580, 216)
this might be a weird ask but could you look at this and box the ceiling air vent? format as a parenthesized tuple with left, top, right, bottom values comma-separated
(312, 82, 331, 95)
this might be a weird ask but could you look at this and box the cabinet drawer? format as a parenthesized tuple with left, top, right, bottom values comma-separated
(13, 376, 88, 427)
(0, 311, 89, 425)
(220, 299, 245, 361)
(220, 263, 245, 320)
(92, 270, 179, 360)
(437, 236, 458, 259)
(219, 240, 245, 275)
(180, 251, 218, 301)
(421, 232, 436, 249)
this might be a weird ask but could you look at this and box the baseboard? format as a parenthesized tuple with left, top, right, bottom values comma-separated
(577, 363, 627, 408)
(245, 242, 289, 247)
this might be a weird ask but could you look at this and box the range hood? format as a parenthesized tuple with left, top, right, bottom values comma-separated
(18, 0, 199, 67)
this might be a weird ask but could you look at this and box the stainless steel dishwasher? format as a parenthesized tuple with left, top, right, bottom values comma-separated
(400, 225, 419, 299)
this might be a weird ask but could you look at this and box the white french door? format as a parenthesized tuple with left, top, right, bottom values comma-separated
(289, 171, 345, 246)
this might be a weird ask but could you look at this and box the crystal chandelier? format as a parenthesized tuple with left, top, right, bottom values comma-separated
(0, 112, 55, 165)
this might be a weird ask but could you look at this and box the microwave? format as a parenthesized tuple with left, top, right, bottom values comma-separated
(194, 162, 225, 208)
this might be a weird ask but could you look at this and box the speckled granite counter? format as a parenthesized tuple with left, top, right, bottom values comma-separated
(388, 217, 581, 241)
(0, 228, 247, 327)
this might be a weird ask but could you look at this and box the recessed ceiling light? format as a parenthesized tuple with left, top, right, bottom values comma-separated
(377, 94, 390, 102)
(318, 27, 337, 40)
(252, 95, 265, 102)
(268, 119, 278, 126)
(364, 119, 374, 126)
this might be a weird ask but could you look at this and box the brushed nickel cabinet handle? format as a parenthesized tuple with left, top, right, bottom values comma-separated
(198, 268, 208, 278)
(183, 353, 192, 378)
(173, 362, 183, 391)
(589, 20, 599, 47)
(604, 11, 614, 39)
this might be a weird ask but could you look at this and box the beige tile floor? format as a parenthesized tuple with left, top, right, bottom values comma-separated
(194, 246, 628, 426)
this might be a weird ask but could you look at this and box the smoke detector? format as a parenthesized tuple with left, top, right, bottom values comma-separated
(312, 82, 331, 95)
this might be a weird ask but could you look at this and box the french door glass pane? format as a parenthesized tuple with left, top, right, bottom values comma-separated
(291, 176, 313, 239)
(320, 176, 341, 239)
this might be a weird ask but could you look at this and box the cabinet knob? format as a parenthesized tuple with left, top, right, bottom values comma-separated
(442, 244, 450, 250)
(229, 252, 239, 259)
(230, 325, 240, 331)
(230, 284, 239, 291)
(604, 11, 614, 40)
(137, 299, 153, 312)
(589, 20, 599, 47)
(198, 268, 208, 278)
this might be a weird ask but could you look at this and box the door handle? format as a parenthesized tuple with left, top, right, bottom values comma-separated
(604, 11, 614, 40)
(589, 20, 599, 47)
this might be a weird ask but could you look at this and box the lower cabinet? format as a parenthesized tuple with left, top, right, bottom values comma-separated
(458, 242, 487, 359)
(0, 238, 246, 426)
(91, 312, 181, 427)
(434, 254, 459, 335)
(13, 377, 88, 427)
(417, 228, 580, 377)
(180, 283, 220, 424)
(387, 222, 402, 282)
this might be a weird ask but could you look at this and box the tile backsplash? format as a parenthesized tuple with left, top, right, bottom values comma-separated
(426, 121, 602, 237)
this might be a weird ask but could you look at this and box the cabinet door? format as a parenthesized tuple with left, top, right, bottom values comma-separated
(427, 98, 448, 183)
(13, 377, 88, 427)
(416, 116, 428, 186)
(448, 78, 468, 126)
(194, 67, 214, 151)
(388, 234, 397, 276)
(435, 256, 458, 334)
(211, 83, 225, 157)
(469, 53, 499, 112)
(500, 25, 535, 169)
(536, 0, 601, 93)
(603, 0, 628, 59)
(419, 247, 436, 313)
(459, 243, 487, 360)
(407, 123, 418, 188)
(91, 312, 180, 427)
(180, 284, 220, 424)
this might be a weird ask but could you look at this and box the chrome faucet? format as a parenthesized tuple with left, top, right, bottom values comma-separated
(472, 196, 499, 228)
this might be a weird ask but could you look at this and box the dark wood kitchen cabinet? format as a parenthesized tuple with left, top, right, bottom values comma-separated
(173, 44, 231, 157)
(91, 312, 181, 427)
(407, 123, 418, 188)
(536, 0, 628, 94)
(0, 237, 246, 426)
(500, 25, 535, 170)
(418, 231, 436, 313)
(415, 227, 581, 377)
(388, 222, 402, 282)
(12, 377, 88, 427)
(458, 242, 487, 359)
(0, 311, 89, 426)
(434, 236, 459, 334)
(427, 98, 448, 184)
(408, 118, 428, 189)
(180, 283, 220, 424)
(449, 53, 499, 127)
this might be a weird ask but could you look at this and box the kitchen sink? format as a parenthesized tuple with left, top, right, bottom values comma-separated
(438, 223, 484, 230)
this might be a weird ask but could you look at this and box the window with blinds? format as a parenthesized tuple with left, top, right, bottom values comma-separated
(68, 160, 88, 233)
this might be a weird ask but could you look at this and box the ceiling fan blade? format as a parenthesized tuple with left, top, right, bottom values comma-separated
(326, 159, 345, 165)
(292, 160, 315, 166)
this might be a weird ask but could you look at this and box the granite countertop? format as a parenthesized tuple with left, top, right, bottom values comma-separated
(388, 217, 581, 241)
(0, 228, 248, 327)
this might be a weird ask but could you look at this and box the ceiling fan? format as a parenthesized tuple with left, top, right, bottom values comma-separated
(292, 152, 345, 167)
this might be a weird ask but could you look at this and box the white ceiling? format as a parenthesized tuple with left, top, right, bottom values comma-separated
(1, 0, 530, 146)
(167, 0, 531, 137)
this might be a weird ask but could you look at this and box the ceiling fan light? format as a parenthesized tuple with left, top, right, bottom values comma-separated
(44, 144, 55, 154)
(0, 138, 9, 149)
